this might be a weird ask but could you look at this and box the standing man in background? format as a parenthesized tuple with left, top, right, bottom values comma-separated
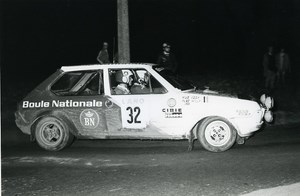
(275, 47, 291, 85)
(157, 43, 178, 74)
(97, 42, 110, 64)
(263, 46, 277, 92)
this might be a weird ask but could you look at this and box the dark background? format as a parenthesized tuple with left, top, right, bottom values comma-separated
(1, 0, 300, 83)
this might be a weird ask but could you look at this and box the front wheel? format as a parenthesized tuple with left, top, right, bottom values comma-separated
(198, 117, 236, 152)
(35, 116, 74, 151)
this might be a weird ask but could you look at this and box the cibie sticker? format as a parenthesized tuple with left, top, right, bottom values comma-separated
(162, 108, 183, 118)
(80, 109, 100, 129)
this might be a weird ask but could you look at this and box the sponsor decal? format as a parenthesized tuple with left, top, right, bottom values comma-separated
(182, 96, 190, 105)
(182, 95, 208, 105)
(105, 100, 114, 109)
(122, 98, 144, 105)
(80, 109, 100, 129)
(162, 108, 183, 118)
(22, 100, 102, 108)
(236, 109, 251, 116)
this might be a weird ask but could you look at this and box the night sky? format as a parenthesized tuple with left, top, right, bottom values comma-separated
(2, 0, 300, 79)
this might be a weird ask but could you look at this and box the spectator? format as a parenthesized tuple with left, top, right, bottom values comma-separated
(157, 43, 178, 73)
(263, 46, 277, 91)
(97, 42, 110, 64)
(275, 47, 291, 85)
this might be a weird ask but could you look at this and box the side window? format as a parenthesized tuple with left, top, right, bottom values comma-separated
(109, 69, 133, 95)
(51, 70, 104, 96)
(109, 68, 167, 95)
(109, 69, 119, 94)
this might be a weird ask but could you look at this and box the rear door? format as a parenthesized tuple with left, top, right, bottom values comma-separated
(50, 69, 110, 138)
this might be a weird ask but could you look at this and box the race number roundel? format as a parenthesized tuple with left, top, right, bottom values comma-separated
(80, 109, 100, 129)
(167, 98, 176, 107)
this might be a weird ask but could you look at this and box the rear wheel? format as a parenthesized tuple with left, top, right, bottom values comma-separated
(198, 117, 236, 152)
(35, 116, 74, 151)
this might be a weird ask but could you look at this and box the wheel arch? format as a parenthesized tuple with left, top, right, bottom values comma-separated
(190, 115, 239, 139)
(30, 110, 78, 140)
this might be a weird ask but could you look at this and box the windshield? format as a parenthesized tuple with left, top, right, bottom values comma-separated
(154, 68, 194, 90)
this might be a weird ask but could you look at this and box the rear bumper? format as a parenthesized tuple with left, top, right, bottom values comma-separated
(15, 111, 31, 135)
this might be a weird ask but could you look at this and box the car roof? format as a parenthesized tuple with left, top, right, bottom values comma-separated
(61, 63, 155, 72)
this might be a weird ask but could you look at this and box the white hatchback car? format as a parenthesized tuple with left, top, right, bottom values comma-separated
(15, 63, 274, 152)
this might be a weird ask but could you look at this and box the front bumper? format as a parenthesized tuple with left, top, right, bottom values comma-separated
(231, 107, 267, 137)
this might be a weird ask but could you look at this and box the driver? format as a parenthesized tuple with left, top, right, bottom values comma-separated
(114, 70, 133, 95)
(131, 71, 150, 94)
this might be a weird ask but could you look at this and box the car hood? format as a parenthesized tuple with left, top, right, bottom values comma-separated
(182, 88, 256, 101)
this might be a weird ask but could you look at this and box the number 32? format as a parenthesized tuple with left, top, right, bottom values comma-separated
(126, 107, 141, 124)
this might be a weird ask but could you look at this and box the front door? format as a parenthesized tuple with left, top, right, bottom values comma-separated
(106, 68, 185, 139)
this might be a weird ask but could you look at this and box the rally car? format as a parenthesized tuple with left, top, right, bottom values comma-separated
(15, 63, 274, 152)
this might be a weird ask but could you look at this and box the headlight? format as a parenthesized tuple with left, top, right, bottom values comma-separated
(265, 96, 274, 109)
(260, 94, 274, 109)
(260, 94, 266, 104)
(264, 110, 273, 122)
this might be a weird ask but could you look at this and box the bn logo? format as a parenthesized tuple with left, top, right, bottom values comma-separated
(80, 109, 99, 129)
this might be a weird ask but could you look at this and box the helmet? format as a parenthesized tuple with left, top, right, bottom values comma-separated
(136, 70, 149, 84)
(115, 70, 133, 84)
(162, 43, 168, 48)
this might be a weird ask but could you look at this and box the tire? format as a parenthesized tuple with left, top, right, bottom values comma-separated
(35, 116, 74, 151)
(197, 117, 236, 152)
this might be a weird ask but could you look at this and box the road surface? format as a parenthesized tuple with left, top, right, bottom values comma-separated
(2, 123, 300, 196)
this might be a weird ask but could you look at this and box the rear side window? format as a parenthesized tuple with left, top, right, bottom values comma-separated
(51, 70, 103, 96)
(51, 72, 82, 93)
